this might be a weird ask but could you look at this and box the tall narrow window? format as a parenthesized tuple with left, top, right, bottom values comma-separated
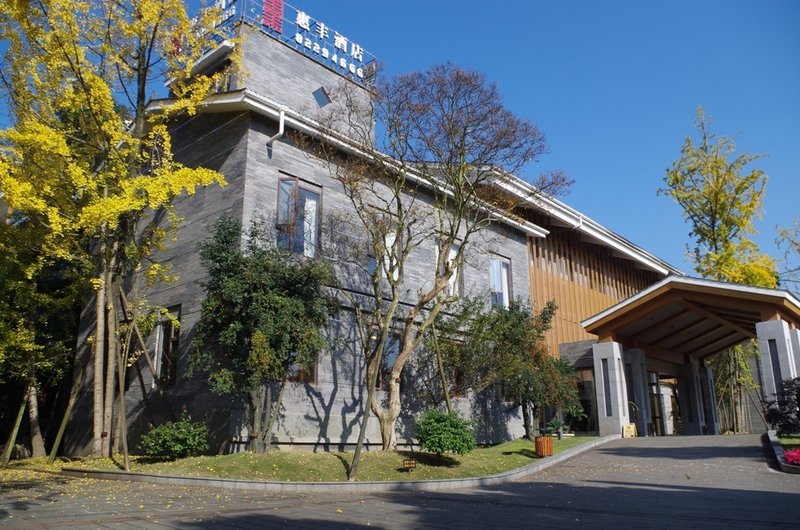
(378, 333, 401, 391)
(436, 240, 461, 297)
(601, 358, 612, 417)
(489, 256, 511, 308)
(155, 305, 181, 386)
(277, 177, 321, 258)
(367, 230, 401, 282)
(382, 231, 401, 282)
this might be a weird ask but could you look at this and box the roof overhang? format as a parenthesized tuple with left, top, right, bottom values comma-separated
(149, 89, 551, 239)
(149, 88, 687, 267)
(499, 177, 684, 276)
(582, 276, 800, 359)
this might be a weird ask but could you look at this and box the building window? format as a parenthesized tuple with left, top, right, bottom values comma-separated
(449, 368, 467, 398)
(277, 177, 321, 258)
(602, 358, 612, 417)
(436, 240, 462, 297)
(286, 354, 317, 384)
(154, 305, 181, 386)
(377, 332, 401, 391)
(489, 255, 511, 308)
(368, 230, 402, 282)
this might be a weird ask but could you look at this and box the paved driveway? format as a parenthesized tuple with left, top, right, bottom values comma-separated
(1, 434, 797, 529)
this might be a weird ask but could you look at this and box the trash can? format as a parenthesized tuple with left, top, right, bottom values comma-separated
(535, 435, 553, 457)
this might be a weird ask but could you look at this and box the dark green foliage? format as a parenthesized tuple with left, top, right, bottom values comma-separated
(190, 217, 337, 395)
(422, 297, 579, 440)
(416, 409, 476, 455)
(0, 221, 85, 387)
(424, 297, 556, 396)
(764, 377, 800, 435)
(138, 413, 209, 460)
(425, 297, 578, 411)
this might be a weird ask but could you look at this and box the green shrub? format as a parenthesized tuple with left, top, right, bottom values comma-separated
(764, 377, 800, 435)
(138, 413, 209, 460)
(416, 409, 476, 455)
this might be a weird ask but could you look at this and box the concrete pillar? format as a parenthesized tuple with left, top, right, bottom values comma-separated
(756, 320, 798, 399)
(701, 363, 720, 434)
(679, 358, 705, 435)
(592, 341, 629, 436)
(623, 348, 651, 436)
(790, 328, 800, 378)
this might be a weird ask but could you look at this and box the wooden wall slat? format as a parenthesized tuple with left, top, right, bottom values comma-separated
(526, 218, 663, 357)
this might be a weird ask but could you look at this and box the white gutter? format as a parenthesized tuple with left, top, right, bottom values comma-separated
(152, 89, 685, 266)
(497, 176, 683, 276)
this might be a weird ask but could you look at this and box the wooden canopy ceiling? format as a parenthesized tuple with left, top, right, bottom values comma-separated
(582, 276, 800, 360)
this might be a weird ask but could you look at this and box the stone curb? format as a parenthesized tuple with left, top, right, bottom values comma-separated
(766, 430, 800, 474)
(61, 434, 620, 493)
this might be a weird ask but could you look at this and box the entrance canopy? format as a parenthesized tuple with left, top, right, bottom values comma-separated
(580, 276, 800, 437)
(582, 275, 800, 360)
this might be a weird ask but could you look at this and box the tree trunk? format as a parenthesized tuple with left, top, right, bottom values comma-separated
(249, 387, 265, 453)
(377, 366, 403, 451)
(522, 401, 533, 441)
(92, 271, 106, 457)
(378, 410, 398, 451)
(48, 365, 85, 464)
(262, 381, 286, 452)
(1, 396, 27, 466)
(26, 377, 46, 457)
(349, 349, 382, 480)
(102, 274, 117, 457)
(116, 343, 130, 471)
(431, 323, 452, 413)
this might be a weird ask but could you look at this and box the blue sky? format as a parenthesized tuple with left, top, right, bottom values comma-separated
(289, 0, 800, 276)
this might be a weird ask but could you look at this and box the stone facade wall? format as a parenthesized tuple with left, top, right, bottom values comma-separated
(66, 24, 531, 453)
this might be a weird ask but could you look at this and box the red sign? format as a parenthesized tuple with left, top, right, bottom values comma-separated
(262, 0, 283, 33)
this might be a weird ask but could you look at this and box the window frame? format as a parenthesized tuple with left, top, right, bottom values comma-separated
(489, 254, 512, 309)
(376, 332, 401, 391)
(436, 239, 463, 298)
(368, 229, 403, 283)
(276, 175, 323, 259)
(154, 305, 181, 387)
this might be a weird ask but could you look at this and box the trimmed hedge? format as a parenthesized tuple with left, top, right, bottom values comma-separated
(138, 413, 209, 460)
(416, 409, 476, 456)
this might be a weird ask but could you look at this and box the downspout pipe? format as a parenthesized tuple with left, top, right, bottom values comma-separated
(266, 110, 285, 146)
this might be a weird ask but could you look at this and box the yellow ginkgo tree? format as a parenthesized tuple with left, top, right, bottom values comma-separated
(659, 107, 778, 433)
(0, 0, 238, 462)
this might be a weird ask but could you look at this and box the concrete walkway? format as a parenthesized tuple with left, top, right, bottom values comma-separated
(1, 434, 797, 529)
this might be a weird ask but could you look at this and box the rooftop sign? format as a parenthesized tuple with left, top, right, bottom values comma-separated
(215, 0, 377, 87)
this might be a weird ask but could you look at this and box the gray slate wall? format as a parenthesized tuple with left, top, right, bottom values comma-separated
(66, 24, 531, 454)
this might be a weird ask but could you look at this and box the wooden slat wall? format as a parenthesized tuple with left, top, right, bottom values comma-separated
(527, 220, 663, 357)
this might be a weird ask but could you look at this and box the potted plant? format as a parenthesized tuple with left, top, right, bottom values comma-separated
(547, 417, 565, 440)
(565, 403, 587, 434)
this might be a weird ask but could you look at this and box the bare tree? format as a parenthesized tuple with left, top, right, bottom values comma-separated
(304, 63, 570, 479)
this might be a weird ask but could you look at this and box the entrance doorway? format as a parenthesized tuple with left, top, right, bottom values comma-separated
(648, 371, 682, 435)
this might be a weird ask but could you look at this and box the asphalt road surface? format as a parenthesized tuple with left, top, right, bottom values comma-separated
(1, 434, 797, 529)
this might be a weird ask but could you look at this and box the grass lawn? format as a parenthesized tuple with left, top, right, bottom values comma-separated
(3, 435, 596, 483)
